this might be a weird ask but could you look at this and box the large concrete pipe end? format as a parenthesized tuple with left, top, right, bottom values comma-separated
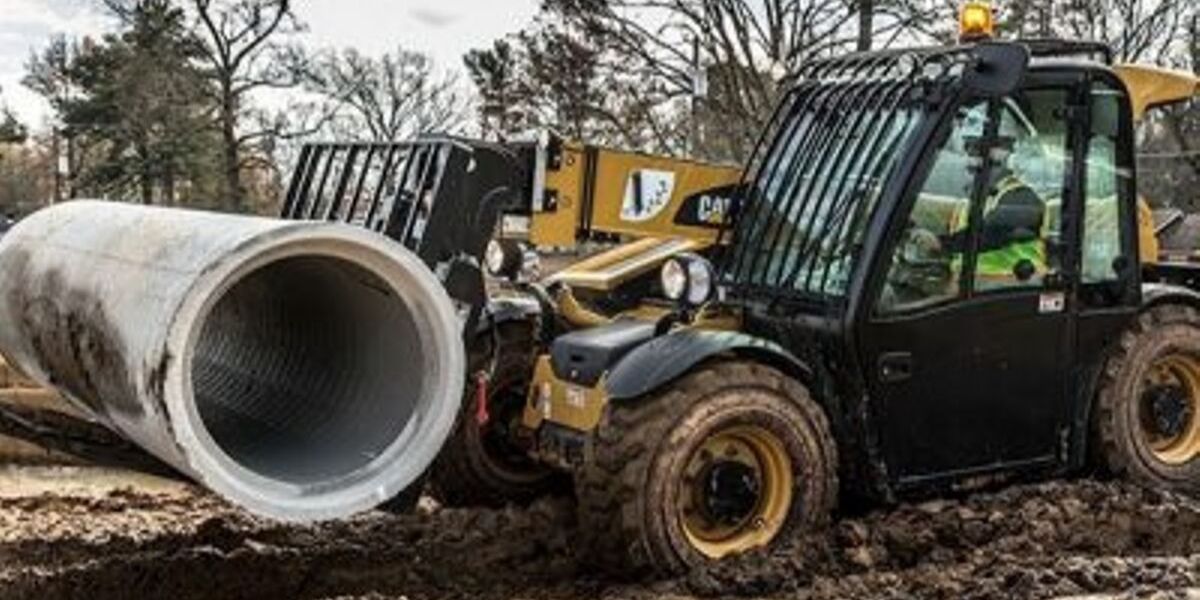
(0, 201, 465, 521)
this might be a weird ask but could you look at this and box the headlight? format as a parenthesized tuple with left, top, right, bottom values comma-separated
(659, 253, 715, 307)
(661, 258, 688, 301)
(485, 239, 532, 280)
(686, 258, 713, 305)
(485, 240, 509, 275)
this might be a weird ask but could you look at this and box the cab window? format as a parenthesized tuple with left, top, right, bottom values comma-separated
(877, 101, 983, 313)
(971, 89, 1069, 292)
(1081, 81, 1130, 285)
(877, 87, 1073, 315)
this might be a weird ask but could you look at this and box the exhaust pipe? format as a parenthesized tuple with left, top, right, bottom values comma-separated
(0, 201, 465, 522)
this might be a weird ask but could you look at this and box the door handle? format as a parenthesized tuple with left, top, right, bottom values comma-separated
(878, 352, 913, 383)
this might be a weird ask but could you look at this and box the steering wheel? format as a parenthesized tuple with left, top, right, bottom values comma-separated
(880, 224, 954, 308)
(895, 225, 948, 270)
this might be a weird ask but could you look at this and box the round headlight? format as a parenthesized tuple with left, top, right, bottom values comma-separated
(686, 258, 714, 305)
(661, 258, 688, 301)
(660, 253, 716, 307)
(485, 239, 509, 276)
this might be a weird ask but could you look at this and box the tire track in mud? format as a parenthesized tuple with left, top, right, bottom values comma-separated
(1, 478, 1200, 599)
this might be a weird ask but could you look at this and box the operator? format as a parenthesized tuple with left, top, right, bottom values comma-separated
(940, 140, 1048, 288)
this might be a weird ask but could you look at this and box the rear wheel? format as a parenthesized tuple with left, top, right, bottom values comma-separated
(429, 321, 563, 507)
(1094, 304, 1200, 491)
(576, 361, 837, 575)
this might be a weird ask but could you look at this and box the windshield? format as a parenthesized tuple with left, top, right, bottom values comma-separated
(723, 80, 927, 300)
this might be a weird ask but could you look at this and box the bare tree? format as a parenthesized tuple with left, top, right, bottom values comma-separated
(1049, 0, 1191, 63)
(464, 40, 527, 139)
(544, 0, 940, 161)
(192, 0, 300, 211)
(463, 18, 644, 148)
(290, 46, 468, 141)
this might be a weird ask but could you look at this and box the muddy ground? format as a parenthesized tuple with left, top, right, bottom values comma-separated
(2, 370, 1200, 599)
(1, 460, 1200, 599)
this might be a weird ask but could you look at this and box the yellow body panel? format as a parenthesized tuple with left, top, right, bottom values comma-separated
(530, 141, 740, 247)
(530, 143, 585, 246)
(1115, 64, 1200, 123)
(1138, 197, 1160, 264)
(585, 151, 739, 240)
(548, 236, 711, 292)
(522, 356, 608, 432)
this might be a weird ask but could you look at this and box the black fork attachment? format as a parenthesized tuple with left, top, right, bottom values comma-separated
(280, 137, 525, 332)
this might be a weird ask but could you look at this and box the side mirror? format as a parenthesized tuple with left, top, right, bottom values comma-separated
(964, 42, 1030, 98)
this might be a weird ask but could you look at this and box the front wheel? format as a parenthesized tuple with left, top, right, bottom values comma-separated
(1094, 304, 1200, 492)
(429, 322, 564, 507)
(576, 361, 838, 576)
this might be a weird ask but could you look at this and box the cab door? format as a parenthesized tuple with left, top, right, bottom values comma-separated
(859, 76, 1085, 485)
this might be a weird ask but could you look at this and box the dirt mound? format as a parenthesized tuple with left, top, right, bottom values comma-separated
(0, 474, 1199, 600)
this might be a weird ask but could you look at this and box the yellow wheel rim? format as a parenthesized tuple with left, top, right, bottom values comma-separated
(677, 425, 793, 559)
(1140, 353, 1200, 465)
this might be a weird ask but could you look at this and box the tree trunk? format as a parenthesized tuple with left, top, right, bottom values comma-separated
(164, 162, 177, 206)
(220, 86, 242, 212)
(137, 142, 153, 205)
(857, 0, 874, 52)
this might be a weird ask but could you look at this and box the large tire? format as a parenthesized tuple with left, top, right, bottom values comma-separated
(429, 321, 564, 507)
(1094, 303, 1200, 492)
(576, 361, 838, 576)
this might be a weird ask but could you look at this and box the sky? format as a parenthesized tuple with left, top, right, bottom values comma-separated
(0, 0, 541, 128)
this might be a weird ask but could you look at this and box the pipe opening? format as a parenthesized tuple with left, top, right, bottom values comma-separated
(192, 254, 424, 486)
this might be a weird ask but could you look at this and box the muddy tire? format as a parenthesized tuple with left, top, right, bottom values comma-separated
(429, 321, 564, 507)
(1094, 303, 1200, 493)
(576, 361, 838, 576)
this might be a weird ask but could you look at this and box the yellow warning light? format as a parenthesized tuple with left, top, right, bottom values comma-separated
(959, 1, 996, 42)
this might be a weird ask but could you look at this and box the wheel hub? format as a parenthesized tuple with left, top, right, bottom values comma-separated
(677, 426, 793, 559)
(1143, 384, 1191, 440)
(701, 460, 761, 526)
(1139, 353, 1200, 465)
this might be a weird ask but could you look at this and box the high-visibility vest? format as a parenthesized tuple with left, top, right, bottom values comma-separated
(949, 175, 1048, 282)
(975, 238, 1046, 280)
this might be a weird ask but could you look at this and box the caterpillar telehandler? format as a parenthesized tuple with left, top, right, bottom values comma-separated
(283, 2, 1200, 575)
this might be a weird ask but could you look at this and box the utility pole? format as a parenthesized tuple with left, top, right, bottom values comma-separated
(52, 128, 62, 204)
(689, 36, 707, 159)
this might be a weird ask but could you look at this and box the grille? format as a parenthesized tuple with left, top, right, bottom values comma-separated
(721, 47, 973, 301)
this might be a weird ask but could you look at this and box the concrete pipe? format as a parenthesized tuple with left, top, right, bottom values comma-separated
(0, 201, 465, 521)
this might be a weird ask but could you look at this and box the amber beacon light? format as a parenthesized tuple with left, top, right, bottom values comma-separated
(959, 1, 996, 42)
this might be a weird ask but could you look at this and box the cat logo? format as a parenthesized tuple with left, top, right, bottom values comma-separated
(697, 194, 731, 224)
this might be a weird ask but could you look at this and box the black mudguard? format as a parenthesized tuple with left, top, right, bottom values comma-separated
(1142, 281, 1200, 311)
(604, 328, 813, 400)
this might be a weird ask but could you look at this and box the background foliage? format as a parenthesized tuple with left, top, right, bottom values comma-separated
(0, 0, 1196, 214)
